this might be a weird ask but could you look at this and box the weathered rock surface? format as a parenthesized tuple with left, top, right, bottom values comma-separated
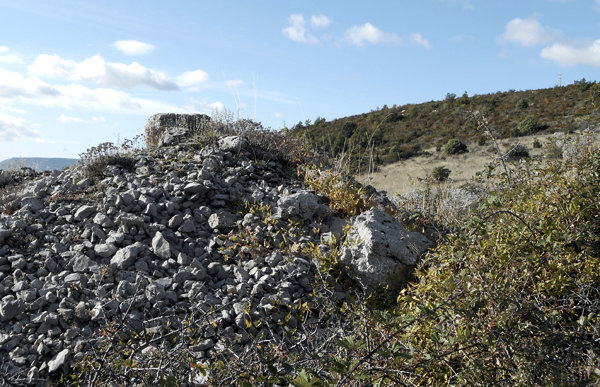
(340, 207, 431, 292)
(145, 113, 210, 147)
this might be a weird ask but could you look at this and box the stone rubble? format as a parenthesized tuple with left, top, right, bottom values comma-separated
(0, 121, 431, 384)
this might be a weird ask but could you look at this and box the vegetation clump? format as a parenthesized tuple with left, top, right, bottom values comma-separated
(444, 138, 468, 155)
(516, 115, 543, 136)
(430, 166, 451, 182)
(505, 143, 530, 161)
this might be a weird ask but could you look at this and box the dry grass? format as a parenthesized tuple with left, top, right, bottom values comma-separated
(357, 129, 598, 195)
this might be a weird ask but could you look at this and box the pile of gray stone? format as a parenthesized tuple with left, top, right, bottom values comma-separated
(0, 114, 430, 384)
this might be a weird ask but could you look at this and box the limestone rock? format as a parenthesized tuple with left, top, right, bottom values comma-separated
(145, 113, 210, 148)
(48, 348, 70, 373)
(275, 190, 331, 221)
(340, 207, 430, 292)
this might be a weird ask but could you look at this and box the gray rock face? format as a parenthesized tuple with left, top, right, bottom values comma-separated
(110, 243, 145, 269)
(47, 348, 69, 373)
(340, 207, 431, 292)
(218, 136, 249, 152)
(208, 211, 237, 230)
(152, 232, 171, 260)
(145, 113, 210, 148)
(0, 229, 10, 244)
(275, 191, 331, 221)
(74, 205, 96, 222)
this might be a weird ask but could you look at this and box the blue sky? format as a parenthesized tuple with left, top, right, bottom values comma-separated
(0, 0, 599, 159)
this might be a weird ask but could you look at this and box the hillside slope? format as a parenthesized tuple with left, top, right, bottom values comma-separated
(294, 80, 600, 171)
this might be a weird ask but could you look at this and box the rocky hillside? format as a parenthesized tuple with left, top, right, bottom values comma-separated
(0, 114, 430, 385)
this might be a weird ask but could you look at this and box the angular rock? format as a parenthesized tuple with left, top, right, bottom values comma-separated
(152, 232, 171, 260)
(275, 190, 331, 221)
(340, 207, 430, 292)
(48, 348, 70, 373)
(0, 297, 24, 321)
(110, 243, 145, 269)
(0, 229, 10, 244)
(218, 136, 249, 152)
(74, 205, 96, 221)
(208, 211, 237, 230)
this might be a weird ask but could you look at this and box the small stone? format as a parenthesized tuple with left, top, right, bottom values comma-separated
(152, 232, 171, 260)
(48, 348, 70, 373)
(74, 205, 96, 221)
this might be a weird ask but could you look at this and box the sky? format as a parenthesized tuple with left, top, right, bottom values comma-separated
(0, 0, 599, 160)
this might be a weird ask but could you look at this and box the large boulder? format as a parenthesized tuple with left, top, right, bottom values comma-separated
(340, 207, 430, 293)
(145, 113, 210, 148)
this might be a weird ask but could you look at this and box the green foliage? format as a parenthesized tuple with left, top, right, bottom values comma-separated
(293, 82, 600, 174)
(300, 165, 373, 217)
(590, 83, 600, 104)
(430, 166, 451, 182)
(516, 98, 529, 109)
(341, 121, 357, 138)
(389, 146, 600, 385)
(516, 115, 542, 136)
(444, 138, 468, 155)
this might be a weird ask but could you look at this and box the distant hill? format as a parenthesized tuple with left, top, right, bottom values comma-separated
(293, 79, 600, 171)
(0, 157, 78, 171)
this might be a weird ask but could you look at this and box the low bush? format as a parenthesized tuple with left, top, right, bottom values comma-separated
(505, 144, 530, 161)
(516, 98, 529, 109)
(430, 166, 451, 182)
(515, 115, 542, 136)
(444, 138, 468, 155)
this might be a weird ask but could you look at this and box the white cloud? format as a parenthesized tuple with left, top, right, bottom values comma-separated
(0, 113, 39, 142)
(273, 112, 283, 118)
(176, 70, 209, 87)
(0, 46, 24, 64)
(540, 40, 600, 66)
(311, 14, 331, 28)
(112, 40, 154, 56)
(0, 54, 24, 64)
(283, 14, 318, 44)
(410, 33, 432, 49)
(0, 71, 59, 98)
(502, 17, 559, 47)
(92, 116, 105, 122)
(208, 101, 225, 112)
(29, 54, 177, 90)
(58, 114, 83, 123)
(0, 69, 183, 114)
(345, 23, 402, 46)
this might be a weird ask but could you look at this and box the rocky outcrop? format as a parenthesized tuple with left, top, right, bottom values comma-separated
(145, 113, 210, 148)
(340, 207, 431, 292)
(0, 127, 430, 384)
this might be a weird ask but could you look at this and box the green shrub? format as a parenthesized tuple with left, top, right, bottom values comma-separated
(391, 147, 600, 385)
(430, 166, 451, 182)
(516, 115, 542, 136)
(444, 138, 468, 155)
(533, 139, 542, 148)
(505, 144, 530, 161)
(516, 98, 529, 109)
